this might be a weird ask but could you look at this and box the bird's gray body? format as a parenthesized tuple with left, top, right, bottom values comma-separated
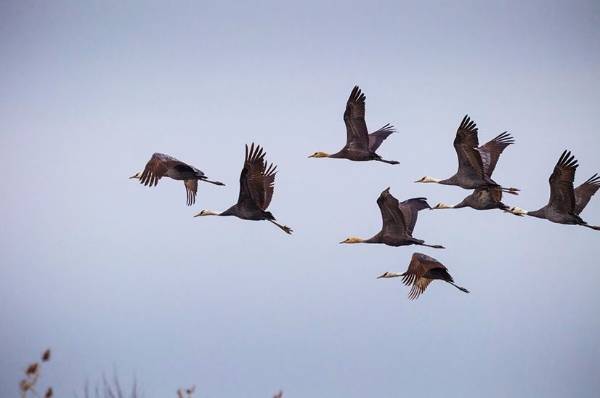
(378, 253, 469, 300)
(528, 206, 583, 225)
(316, 86, 398, 164)
(361, 188, 444, 249)
(526, 151, 600, 230)
(440, 116, 516, 191)
(195, 144, 292, 234)
(132, 152, 224, 206)
(456, 187, 508, 211)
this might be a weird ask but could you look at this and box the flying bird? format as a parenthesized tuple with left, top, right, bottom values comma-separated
(432, 130, 518, 213)
(432, 186, 514, 212)
(415, 116, 519, 194)
(377, 252, 469, 300)
(194, 143, 293, 234)
(130, 153, 224, 206)
(340, 187, 444, 248)
(308, 86, 399, 164)
(508, 150, 600, 230)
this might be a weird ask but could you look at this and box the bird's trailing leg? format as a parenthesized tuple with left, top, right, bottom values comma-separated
(582, 224, 600, 231)
(202, 178, 225, 186)
(501, 187, 520, 195)
(417, 242, 445, 249)
(268, 219, 293, 235)
(447, 281, 469, 293)
(375, 158, 400, 165)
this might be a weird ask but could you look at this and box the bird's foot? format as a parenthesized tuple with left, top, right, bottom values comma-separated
(282, 225, 293, 234)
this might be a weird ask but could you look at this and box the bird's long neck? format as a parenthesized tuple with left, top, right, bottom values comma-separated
(364, 233, 384, 243)
(527, 208, 545, 219)
(434, 202, 462, 210)
(195, 210, 222, 217)
(219, 206, 238, 217)
(385, 272, 403, 278)
(453, 200, 469, 209)
(350, 237, 368, 244)
(328, 151, 346, 159)
(439, 176, 457, 186)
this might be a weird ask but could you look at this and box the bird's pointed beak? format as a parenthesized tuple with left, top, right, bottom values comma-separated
(193, 212, 202, 217)
(129, 174, 138, 179)
(308, 154, 315, 158)
(376, 275, 385, 279)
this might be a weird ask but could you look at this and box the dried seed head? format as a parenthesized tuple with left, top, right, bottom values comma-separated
(42, 349, 51, 362)
(25, 363, 39, 376)
(19, 379, 32, 392)
(45, 387, 54, 398)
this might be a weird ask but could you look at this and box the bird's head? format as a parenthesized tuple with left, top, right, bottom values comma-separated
(129, 172, 142, 179)
(377, 272, 402, 279)
(339, 236, 364, 244)
(505, 206, 528, 217)
(194, 210, 219, 217)
(308, 151, 330, 158)
(432, 202, 453, 210)
(415, 176, 441, 184)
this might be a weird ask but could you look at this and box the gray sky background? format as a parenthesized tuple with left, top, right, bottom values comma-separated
(1, 1, 599, 396)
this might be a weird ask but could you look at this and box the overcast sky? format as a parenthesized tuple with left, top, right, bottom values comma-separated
(1, 1, 599, 397)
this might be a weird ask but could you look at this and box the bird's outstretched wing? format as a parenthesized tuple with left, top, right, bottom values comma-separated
(139, 153, 170, 187)
(453, 115, 485, 179)
(368, 124, 395, 152)
(402, 253, 447, 300)
(138, 153, 196, 187)
(574, 173, 600, 215)
(184, 179, 197, 206)
(343, 86, 370, 151)
(476, 132, 514, 177)
(238, 143, 277, 211)
(376, 188, 409, 237)
(398, 198, 431, 235)
(548, 150, 578, 214)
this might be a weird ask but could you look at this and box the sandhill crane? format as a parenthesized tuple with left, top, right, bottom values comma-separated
(431, 130, 521, 213)
(415, 116, 518, 194)
(130, 153, 224, 206)
(377, 253, 469, 300)
(194, 143, 293, 234)
(508, 150, 600, 230)
(308, 86, 399, 164)
(340, 187, 444, 248)
(432, 186, 510, 211)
